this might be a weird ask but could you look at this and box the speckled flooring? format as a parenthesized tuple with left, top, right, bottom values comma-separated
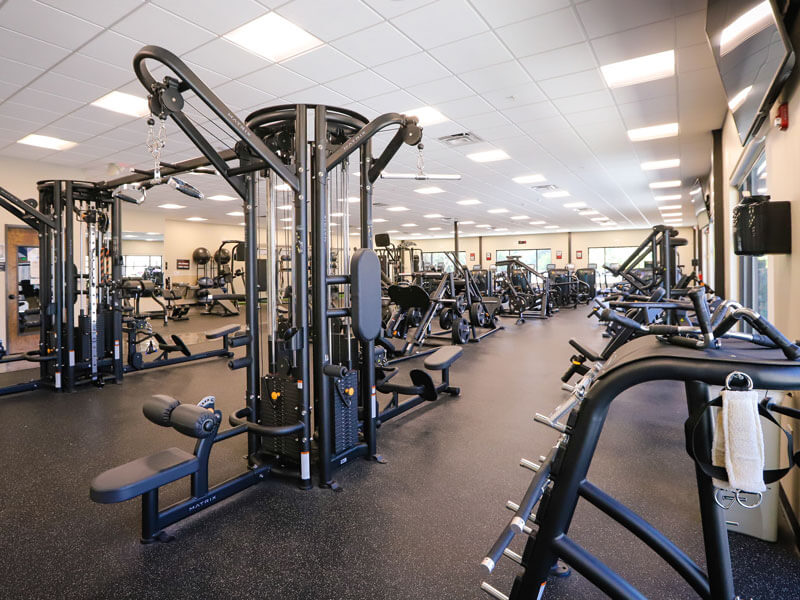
(0, 309, 798, 599)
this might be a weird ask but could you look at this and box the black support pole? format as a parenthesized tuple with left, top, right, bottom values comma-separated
(64, 181, 75, 391)
(111, 195, 123, 383)
(52, 181, 64, 390)
(360, 139, 378, 459)
(244, 162, 261, 462)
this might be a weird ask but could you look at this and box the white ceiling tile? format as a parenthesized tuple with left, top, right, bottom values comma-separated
(53, 53, 137, 89)
(0, 100, 62, 126)
(70, 105, 140, 128)
(469, 0, 570, 28)
(0, 57, 43, 86)
(362, 0, 435, 18)
(0, 80, 22, 102)
(43, 114, 119, 137)
(575, 0, 673, 39)
(538, 69, 606, 100)
(458, 111, 510, 131)
(361, 89, 419, 114)
(275, 0, 382, 42)
(0, 26, 71, 69)
(0, 142, 60, 161)
(406, 76, 472, 104)
(283, 46, 364, 83)
(325, 69, 397, 101)
(429, 32, 512, 74)
(78, 30, 143, 71)
(0, 114, 45, 135)
(332, 22, 419, 67)
(152, 0, 266, 35)
(181, 62, 232, 88)
(282, 85, 352, 107)
(459, 61, 530, 94)
(0, 0, 103, 49)
(372, 53, 450, 88)
(8, 87, 84, 114)
(212, 80, 275, 111)
(520, 43, 598, 81)
(501, 101, 560, 124)
(239, 64, 316, 97)
(482, 82, 546, 110)
(590, 19, 675, 65)
(518, 115, 571, 136)
(183, 39, 271, 79)
(342, 102, 380, 120)
(392, 0, 487, 49)
(557, 89, 615, 114)
(437, 95, 493, 120)
(610, 77, 677, 104)
(37, 0, 144, 27)
(676, 43, 716, 75)
(496, 8, 585, 58)
(112, 4, 215, 55)
(565, 106, 622, 128)
(676, 10, 706, 48)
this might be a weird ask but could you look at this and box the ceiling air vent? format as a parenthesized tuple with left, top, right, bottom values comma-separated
(530, 184, 559, 192)
(373, 201, 388, 207)
(437, 132, 483, 146)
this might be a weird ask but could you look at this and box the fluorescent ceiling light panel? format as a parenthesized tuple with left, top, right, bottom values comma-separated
(457, 198, 481, 205)
(641, 158, 680, 171)
(467, 149, 510, 162)
(330, 212, 344, 217)
(487, 208, 509, 213)
(544, 225, 559, 229)
(347, 197, 359, 203)
(649, 180, 681, 189)
(460, 221, 475, 225)
(224, 13, 322, 62)
(91, 91, 149, 117)
(529, 220, 546, 225)
(655, 194, 682, 201)
(513, 174, 546, 184)
(728, 85, 752, 112)
(209, 195, 236, 201)
(542, 190, 569, 198)
(387, 206, 409, 212)
(658, 204, 681, 210)
(578, 210, 599, 216)
(563, 202, 586, 208)
(17, 134, 77, 151)
(720, 1, 773, 56)
(280, 217, 292, 222)
(145, 232, 159, 235)
(510, 215, 529, 220)
(415, 186, 445, 195)
(373, 218, 387, 223)
(627, 123, 679, 141)
(385, 230, 399, 233)
(600, 50, 675, 88)
(158, 203, 185, 209)
(227, 211, 245, 216)
(239, 222, 246, 226)
(405, 106, 448, 127)
(428, 227, 442, 231)
(476, 224, 491, 228)
(275, 183, 291, 191)
(424, 213, 443, 218)
(401, 223, 417, 227)
(591, 217, 610, 222)
(186, 217, 207, 221)
(661, 212, 682, 217)
(277, 204, 292, 210)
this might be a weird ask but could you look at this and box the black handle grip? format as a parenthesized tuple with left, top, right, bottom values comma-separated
(323, 364, 348, 378)
(688, 288, 712, 335)
(666, 335, 702, 349)
(599, 308, 644, 332)
(483, 525, 516, 573)
(713, 313, 739, 338)
(228, 356, 251, 370)
(648, 324, 681, 336)
(751, 315, 800, 360)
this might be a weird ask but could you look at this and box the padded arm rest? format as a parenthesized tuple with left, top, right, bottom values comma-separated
(423, 346, 463, 370)
(205, 324, 241, 339)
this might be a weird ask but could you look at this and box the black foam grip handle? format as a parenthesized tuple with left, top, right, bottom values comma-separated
(323, 364, 348, 378)
(688, 288, 712, 335)
(228, 356, 251, 370)
(751, 315, 800, 360)
(142, 395, 180, 427)
(713, 313, 739, 338)
(484, 525, 515, 572)
(169, 404, 216, 438)
(666, 335, 701, 349)
(599, 308, 643, 331)
(648, 324, 681, 335)
(749, 332, 778, 348)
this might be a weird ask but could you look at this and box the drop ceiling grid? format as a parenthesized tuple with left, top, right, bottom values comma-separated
(0, 0, 724, 234)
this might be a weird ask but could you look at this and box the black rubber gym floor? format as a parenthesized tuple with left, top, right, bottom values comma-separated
(1, 309, 798, 599)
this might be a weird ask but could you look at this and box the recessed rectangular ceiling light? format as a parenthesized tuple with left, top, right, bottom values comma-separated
(658, 204, 681, 210)
(513, 174, 545, 184)
(510, 215, 529, 220)
(578, 210, 599, 216)
(641, 158, 680, 171)
(159, 203, 185, 209)
(467, 149, 510, 163)
(690, 187, 703, 194)
(330, 212, 344, 217)
(542, 190, 569, 198)
(600, 50, 675, 88)
(227, 211, 245, 216)
(347, 196, 360, 203)
(385, 230, 399, 233)
(563, 202, 586, 208)
(239, 222, 246, 226)
(655, 194, 682, 201)
(728, 85, 753, 112)
(280, 217, 292, 222)
(387, 206, 409, 212)
(529, 220, 546, 225)
(495, 228, 509, 231)
(720, 1, 773, 56)
(661, 212, 682, 217)
(373, 218, 387, 223)
(460, 220, 475, 225)
(209, 195, 236, 201)
(17, 133, 77, 151)
(476, 224, 491, 228)
(91, 91, 149, 117)
(649, 180, 681, 189)
(591, 217, 610, 222)
(224, 13, 322, 62)
(401, 223, 417, 227)
(544, 225, 559, 229)
(627, 123, 679, 141)
(186, 217, 207, 221)
(487, 208, 509, 213)
(457, 198, 481, 205)
(428, 227, 442, 231)
(405, 106, 448, 127)
(415, 186, 445, 194)
(424, 213, 443, 218)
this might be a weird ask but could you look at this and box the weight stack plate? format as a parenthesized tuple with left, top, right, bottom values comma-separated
(333, 371, 359, 455)
(260, 374, 302, 461)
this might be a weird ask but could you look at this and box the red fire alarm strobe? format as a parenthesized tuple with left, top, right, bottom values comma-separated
(576, 250, 583, 259)
(556, 251, 562, 259)
(486, 252, 492, 261)
(469, 252, 475, 261)
(775, 102, 789, 130)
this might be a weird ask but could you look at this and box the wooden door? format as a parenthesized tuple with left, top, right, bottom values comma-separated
(6, 226, 41, 353)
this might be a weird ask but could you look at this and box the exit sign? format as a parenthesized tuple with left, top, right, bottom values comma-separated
(518, 240, 527, 244)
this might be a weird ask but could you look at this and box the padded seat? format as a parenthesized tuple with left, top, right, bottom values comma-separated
(388, 284, 431, 311)
(205, 324, 241, 339)
(90, 447, 198, 504)
(423, 346, 463, 370)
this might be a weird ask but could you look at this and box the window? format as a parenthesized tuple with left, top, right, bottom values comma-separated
(123, 255, 162, 279)
(421, 251, 467, 272)
(588, 246, 653, 286)
(496, 248, 551, 272)
(738, 152, 768, 318)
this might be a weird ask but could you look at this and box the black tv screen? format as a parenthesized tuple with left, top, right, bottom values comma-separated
(706, 0, 795, 144)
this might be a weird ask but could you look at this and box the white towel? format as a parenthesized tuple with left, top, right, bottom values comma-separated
(712, 390, 766, 493)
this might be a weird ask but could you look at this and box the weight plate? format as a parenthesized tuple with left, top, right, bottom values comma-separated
(438, 308, 454, 330)
(451, 317, 470, 344)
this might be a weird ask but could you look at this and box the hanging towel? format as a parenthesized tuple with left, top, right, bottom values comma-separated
(712, 389, 766, 492)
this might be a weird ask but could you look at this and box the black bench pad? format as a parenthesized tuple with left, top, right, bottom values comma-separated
(205, 324, 241, 339)
(90, 447, 198, 504)
(424, 346, 463, 370)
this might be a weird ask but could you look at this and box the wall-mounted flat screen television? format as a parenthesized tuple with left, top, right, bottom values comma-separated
(706, 0, 795, 144)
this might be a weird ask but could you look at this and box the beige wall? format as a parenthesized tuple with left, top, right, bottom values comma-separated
(121, 240, 164, 256)
(163, 220, 244, 284)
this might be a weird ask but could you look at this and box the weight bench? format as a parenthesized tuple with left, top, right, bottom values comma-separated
(125, 323, 240, 371)
(377, 345, 462, 422)
(90, 395, 269, 543)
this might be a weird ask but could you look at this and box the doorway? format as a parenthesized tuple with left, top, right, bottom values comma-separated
(6, 226, 40, 353)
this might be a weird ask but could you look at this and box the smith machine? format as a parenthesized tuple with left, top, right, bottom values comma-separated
(91, 45, 433, 540)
